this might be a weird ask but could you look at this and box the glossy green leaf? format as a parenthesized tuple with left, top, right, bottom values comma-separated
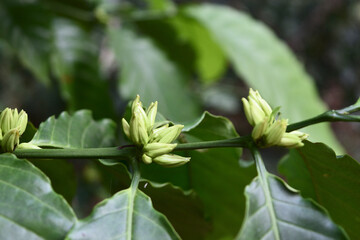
(108, 26, 200, 122)
(185, 4, 343, 153)
(139, 182, 211, 240)
(30, 110, 116, 148)
(30, 159, 76, 204)
(0, 154, 76, 239)
(52, 18, 115, 119)
(66, 188, 181, 239)
(278, 141, 360, 240)
(0, 0, 51, 84)
(96, 161, 210, 239)
(237, 150, 348, 240)
(183, 112, 257, 239)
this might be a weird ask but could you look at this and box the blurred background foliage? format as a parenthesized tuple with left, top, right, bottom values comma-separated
(0, 0, 360, 237)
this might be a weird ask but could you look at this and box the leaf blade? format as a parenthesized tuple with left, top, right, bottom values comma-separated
(278, 141, 360, 240)
(30, 110, 116, 149)
(66, 188, 180, 240)
(0, 154, 76, 240)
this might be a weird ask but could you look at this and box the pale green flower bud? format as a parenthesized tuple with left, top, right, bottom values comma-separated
(17, 142, 41, 149)
(153, 154, 190, 167)
(0, 128, 2, 141)
(289, 131, 309, 141)
(16, 110, 28, 135)
(252, 117, 269, 141)
(279, 133, 304, 148)
(0, 108, 13, 133)
(132, 95, 141, 113)
(131, 109, 149, 145)
(264, 119, 287, 145)
(122, 118, 131, 139)
(155, 125, 184, 144)
(143, 142, 177, 158)
(130, 114, 140, 145)
(1, 129, 20, 152)
(146, 101, 158, 132)
(11, 108, 19, 129)
(249, 98, 266, 125)
(242, 98, 254, 126)
(142, 154, 152, 164)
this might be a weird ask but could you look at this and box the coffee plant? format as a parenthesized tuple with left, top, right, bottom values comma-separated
(0, 0, 359, 239)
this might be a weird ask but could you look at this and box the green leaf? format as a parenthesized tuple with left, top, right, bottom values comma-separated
(170, 13, 226, 83)
(30, 159, 76, 204)
(0, 154, 76, 239)
(30, 110, 116, 148)
(52, 18, 115, 119)
(237, 150, 348, 240)
(278, 141, 360, 240)
(97, 161, 210, 239)
(184, 4, 343, 153)
(139, 182, 211, 240)
(0, 0, 52, 84)
(66, 188, 181, 239)
(183, 112, 257, 239)
(108, 26, 200, 122)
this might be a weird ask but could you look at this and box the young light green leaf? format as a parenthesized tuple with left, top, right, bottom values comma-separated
(30, 110, 116, 148)
(66, 188, 180, 240)
(0, 154, 76, 239)
(237, 150, 348, 240)
(184, 4, 343, 153)
(278, 141, 360, 240)
(108, 26, 200, 122)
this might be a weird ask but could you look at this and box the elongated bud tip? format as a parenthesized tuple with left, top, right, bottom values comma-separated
(122, 118, 131, 139)
(1, 129, 20, 152)
(142, 154, 153, 164)
(153, 154, 190, 167)
(17, 142, 41, 150)
(242, 98, 254, 126)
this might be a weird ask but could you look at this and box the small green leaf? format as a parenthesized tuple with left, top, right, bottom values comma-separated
(66, 188, 180, 240)
(30, 110, 116, 148)
(185, 4, 343, 153)
(0, 154, 76, 239)
(108, 26, 200, 122)
(237, 150, 348, 240)
(278, 141, 360, 240)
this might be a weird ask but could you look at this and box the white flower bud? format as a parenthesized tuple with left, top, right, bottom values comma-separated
(1, 128, 20, 152)
(143, 143, 177, 158)
(122, 118, 131, 139)
(153, 154, 190, 167)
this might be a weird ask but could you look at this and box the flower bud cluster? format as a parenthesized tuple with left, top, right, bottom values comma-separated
(122, 95, 190, 167)
(242, 89, 308, 148)
(0, 108, 28, 152)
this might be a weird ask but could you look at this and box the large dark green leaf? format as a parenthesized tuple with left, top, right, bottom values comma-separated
(97, 161, 210, 240)
(0, 154, 76, 239)
(66, 187, 180, 239)
(183, 112, 257, 239)
(0, 0, 52, 84)
(30, 159, 76, 204)
(30, 110, 116, 148)
(278, 141, 360, 240)
(52, 18, 115, 119)
(237, 150, 348, 240)
(108, 26, 200, 122)
(139, 182, 211, 240)
(184, 4, 343, 153)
